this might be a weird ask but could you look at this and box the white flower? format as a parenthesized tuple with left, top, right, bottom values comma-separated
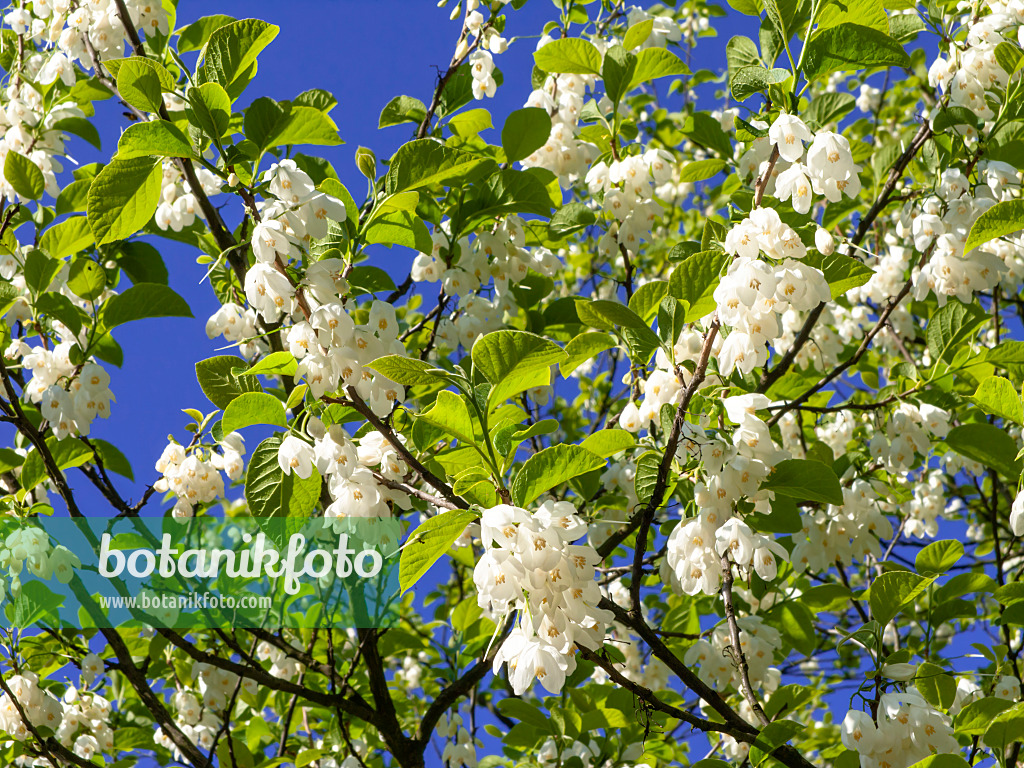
(768, 114, 812, 162)
(814, 227, 835, 255)
(1011, 490, 1024, 536)
(278, 435, 316, 479)
(774, 163, 813, 214)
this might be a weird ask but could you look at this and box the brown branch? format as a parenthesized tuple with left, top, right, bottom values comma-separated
(720, 554, 771, 727)
(629, 318, 720, 619)
(336, 388, 469, 510)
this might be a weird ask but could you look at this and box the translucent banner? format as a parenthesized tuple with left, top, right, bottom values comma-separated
(0, 515, 402, 630)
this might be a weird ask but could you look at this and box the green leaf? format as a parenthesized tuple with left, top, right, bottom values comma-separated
(915, 540, 964, 577)
(199, 18, 279, 88)
(378, 95, 427, 128)
(816, 0, 889, 33)
(222, 392, 288, 434)
(772, 602, 816, 656)
(177, 14, 237, 53)
(24, 250, 62, 293)
(461, 169, 554, 229)
(954, 698, 1014, 736)
(579, 429, 635, 459)
(634, 450, 664, 505)
(946, 423, 1023, 479)
(549, 202, 597, 238)
(117, 241, 168, 284)
(926, 300, 987, 364)
(803, 24, 911, 81)
(668, 250, 732, 321)
(602, 45, 637, 105)
(20, 437, 95, 491)
(678, 159, 728, 183)
(367, 355, 449, 387)
(53, 117, 102, 151)
(749, 720, 805, 767)
(363, 211, 432, 253)
(240, 351, 298, 378)
(969, 376, 1023, 424)
(56, 178, 92, 215)
(185, 82, 232, 141)
(560, 332, 616, 377)
(66, 260, 106, 301)
(915, 662, 957, 710)
(983, 703, 1024, 753)
(385, 140, 494, 194)
(100, 283, 193, 330)
(244, 436, 321, 548)
(868, 571, 929, 627)
(731, 66, 791, 100)
(196, 355, 263, 410)
(761, 459, 843, 505)
(40, 216, 95, 259)
(86, 156, 163, 245)
(417, 390, 476, 445)
(511, 444, 605, 506)
(4, 151, 44, 200)
(348, 265, 396, 294)
(533, 38, 603, 75)
(575, 300, 649, 331)
(116, 58, 166, 113)
(472, 330, 567, 407)
(748, 495, 802, 533)
(628, 280, 669, 323)
(623, 18, 654, 49)
(10, 581, 63, 629)
(269, 106, 342, 148)
(502, 107, 551, 164)
(116, 120, 194, 159)
(89, 438, 134, 480)
(448, 108, 492, 138)
(629, 47, 690, 88)
(804, 91, 857, 127)
(399, 509, 478, 593)
(964, 198, 1024, 254)
(805, 251, 874, 298)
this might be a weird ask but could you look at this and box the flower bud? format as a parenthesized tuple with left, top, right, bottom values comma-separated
(815, 227, 835, 255)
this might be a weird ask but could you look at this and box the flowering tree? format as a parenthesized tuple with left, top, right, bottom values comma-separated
(2, 0, 1024, 766)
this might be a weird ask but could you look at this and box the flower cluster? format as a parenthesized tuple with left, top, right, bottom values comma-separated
(475, 501, 612, 694)
(0, 670, 63, 743)
(521, 69, 599, 186)
(683, 615, 782, 694)
(154, 433, 245, 517)
(716, 208, 832, 375)
(841, 693, 957, 768)
(1, 526, 79, 604)
(55, 687, 115, 762)
(588, 147, 674, 257)
(664, 395, 791, 596)
(155, 161, 221, 232)
(7, 341, 115, 440)
(436, 709, 482, 768)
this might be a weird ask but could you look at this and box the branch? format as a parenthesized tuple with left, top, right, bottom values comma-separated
(629, 319, 720, 618)
(576, 645, 741, 737)
(720, 554, 771, 727)
(337, 388, 469, 510)
(766, 241, 935, 426)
